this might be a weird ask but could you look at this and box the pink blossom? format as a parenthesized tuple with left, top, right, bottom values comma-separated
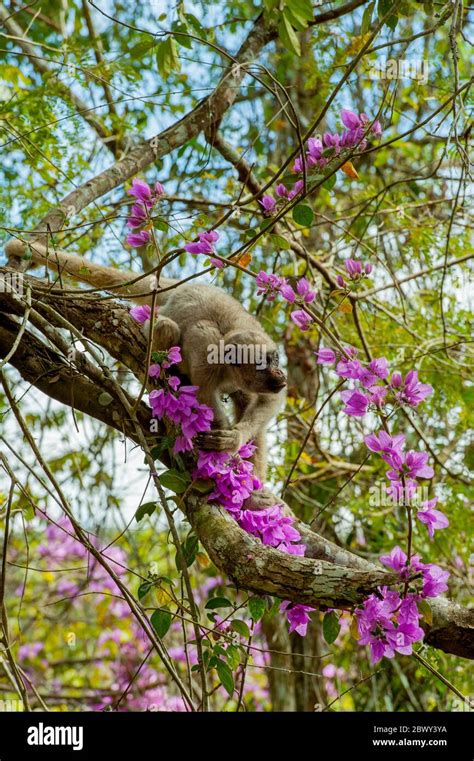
(280, 602, 315, 637)
(340, 388, 369, 417)
(259, 195, 277, 215)
(422, 564, 449, 598)
(290, 309, 313, 331)
(126, 230, 150, 247)
(417, 498, 449, 538)
(316, 347, 337, 364)
(256, 271, 285, 301)
(130, 304, 152, 324)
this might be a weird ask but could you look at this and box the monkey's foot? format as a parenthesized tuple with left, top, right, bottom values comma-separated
(195, 428, 242, 452)
(243, 487, 281, 512)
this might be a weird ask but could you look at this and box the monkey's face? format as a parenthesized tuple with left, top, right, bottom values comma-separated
(230, 350, 287, 394)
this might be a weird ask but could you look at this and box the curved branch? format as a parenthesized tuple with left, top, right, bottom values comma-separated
(0, 284, 472, 659)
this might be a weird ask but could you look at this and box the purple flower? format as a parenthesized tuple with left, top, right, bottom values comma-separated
(290, 310, 313, 331)
(293, 156, 304, 173)
(391, 370, 433, 407)
(364, 430, 406, 463)
(422, 564, 449, 598)
(296, 278, 316, 303)
(336, 358, 363, 380)
(127, 203, 148, 228)
(288, 180, 304, 200)
(184, 230, 219, 256)
(345, 258, 362, 276)
(280, 283, 296, 303)
(126, 230, 150, 247)
(323, 132, 340, 151)
(256, 271, 285, 301)
(148, 363, 161, 378)
(307, 137, 323, 158)
(369, 357, 389, 379)
(127, 178, 165, 208)
(316, 347, 337, 365)
(128, 178, 153, 206)
(379, 545, 409, 574)
(341, 109, 362, 130)
(259, 195, 277, 215)
(371, 120, 382, 137)
(240, 505, 301, 548)
(335, 274, 346, 288)
(280, 602, 315, 637)
(365, 262, 373, 274)
(340, 388, 369, 417)
(275, 183, 289, 198)
(130, 304, 151, 324)
(386, 450, 434, 481)
(417, 498, 449, 539)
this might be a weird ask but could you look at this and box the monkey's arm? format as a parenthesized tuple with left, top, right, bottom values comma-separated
(4, 238, 177, 303)
(196, 390, 284, 452)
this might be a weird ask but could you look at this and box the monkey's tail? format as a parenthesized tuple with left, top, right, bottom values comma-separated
(4, 238, 178, 304)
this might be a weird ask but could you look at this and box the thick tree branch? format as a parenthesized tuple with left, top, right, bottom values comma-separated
(0, 279, 472, 659)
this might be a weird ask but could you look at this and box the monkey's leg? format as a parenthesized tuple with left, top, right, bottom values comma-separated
(142, 316, 181, 353)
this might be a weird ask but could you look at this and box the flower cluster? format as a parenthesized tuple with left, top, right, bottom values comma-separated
(293, 109, 382, 174)
(184, 230, 223, 269)
(336, 258, 373, 287)
(259, 179, 304, 216)
(315, 347, 433, 417)
(193, 443, 314, 635)
(125, 178, 165, 248)
(255, 271, 317, 332)
(355, 587, 425, 663)
(356, 543, 450, 664)
(149, 378, 214, 454)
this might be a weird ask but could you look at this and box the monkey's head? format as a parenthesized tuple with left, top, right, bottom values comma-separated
(221, 330, 287, 394)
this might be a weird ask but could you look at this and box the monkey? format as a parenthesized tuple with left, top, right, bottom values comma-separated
(5, 239, 287, 484)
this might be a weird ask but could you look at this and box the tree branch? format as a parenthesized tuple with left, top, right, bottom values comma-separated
(0, 279, 472, 659)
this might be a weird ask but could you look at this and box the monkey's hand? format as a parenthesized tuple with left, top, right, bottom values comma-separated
(243, 487, 280, 512)
(195, 428, 243, 453)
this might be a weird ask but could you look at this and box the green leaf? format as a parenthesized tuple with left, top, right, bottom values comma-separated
(292, 204, 314, 227)
(135, 501, 157, 523)
(137, 581, 152, 601)
(216, 659, 234, 697)
(283, 6, 307, 32)
(226, 644, 242, 670)
(269, 234, 291, 250)
(151, 608, 172, 638)
(386, 14, 398, 31)
(248, 597, 266, 622)
(278, 14, 301, 56)
(205, 597, 234, 610)
(323, 174, 337, 191)
(361, 1, 375, 34)
(153, 218, 169, 232)
(289, 0, 314, 22)
(230, 620, 251, 638)
(156, 37, 180, 79)
(159, 468, 190, 494)
(323, 611, 341, 644)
